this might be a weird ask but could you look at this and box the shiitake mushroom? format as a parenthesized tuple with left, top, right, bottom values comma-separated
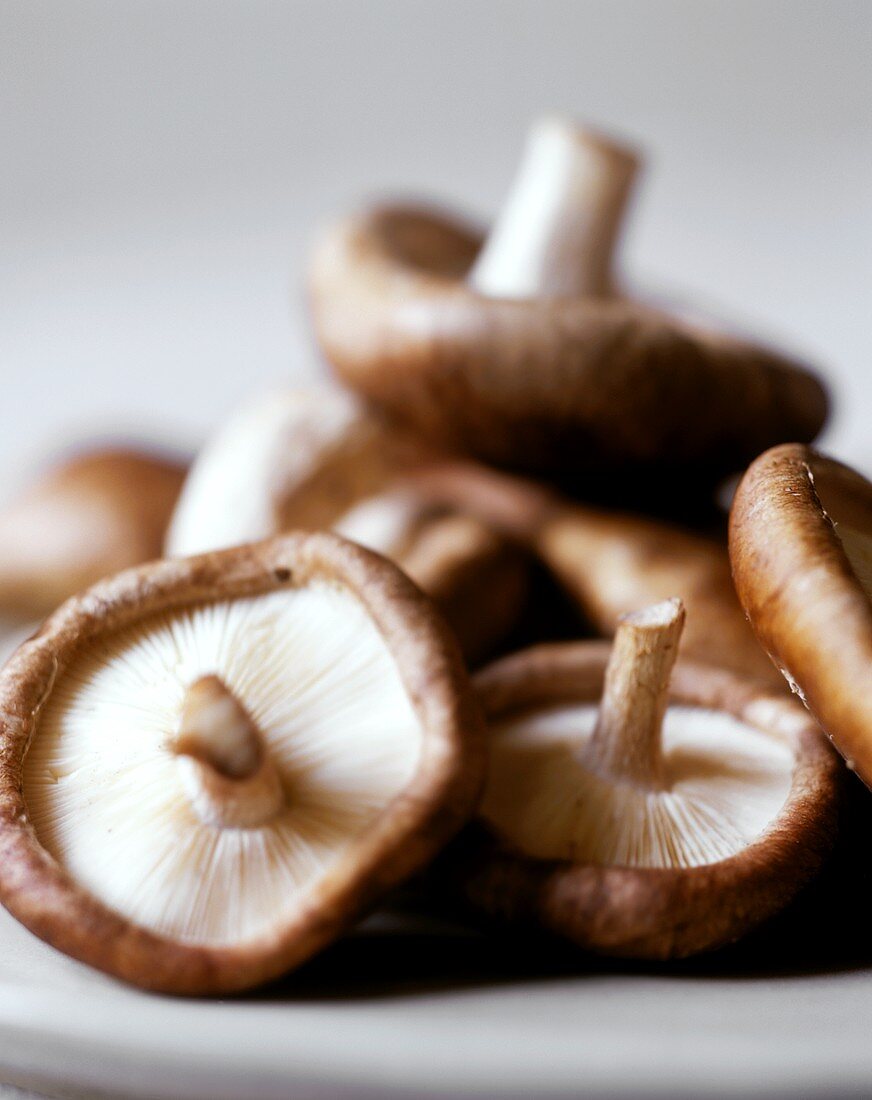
(0, 533, 485, 994)
(439, 600, 840, 959)
(0, 445, 186, 620)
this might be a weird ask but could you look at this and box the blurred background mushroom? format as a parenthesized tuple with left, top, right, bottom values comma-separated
(0, 445, 186, 648)
(166, 386, 529, 664)
(404, 459, 784, 686)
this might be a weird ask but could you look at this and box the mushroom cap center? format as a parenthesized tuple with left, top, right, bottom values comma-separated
(172, 674, 285, 830)
(23, 584, 424, 946)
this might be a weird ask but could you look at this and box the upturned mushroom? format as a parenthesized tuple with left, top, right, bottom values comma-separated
(309, 116, 827, 499)
(0, 446, 186, 620)
(404, 460, 782, 687)
(730, 444, 872, 788)
(167, 388, 527, 663)
(443, 599, 839, 959)
(0, 532, 485, 994)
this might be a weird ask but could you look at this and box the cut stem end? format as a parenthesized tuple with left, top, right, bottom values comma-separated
(173, 675, 284, 829)
(469, 115, 640, 300)
(585, 597, 685, 789)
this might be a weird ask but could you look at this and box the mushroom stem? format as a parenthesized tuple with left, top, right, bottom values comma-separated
(173, 675, 284, 829)
(585, 598, 685, 788)
(468, 116, 639, 299)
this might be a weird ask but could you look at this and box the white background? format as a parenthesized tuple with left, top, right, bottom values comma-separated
(2, 0, 870, 488)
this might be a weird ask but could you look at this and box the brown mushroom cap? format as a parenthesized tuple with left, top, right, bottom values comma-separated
(309, 202, 827, 494)
(0, 532, 485, 994)
(444, 637, 839, 959)
(403, 460, 782, 687)
(730, 443, 872, 787)
(0, 446, 186, 619)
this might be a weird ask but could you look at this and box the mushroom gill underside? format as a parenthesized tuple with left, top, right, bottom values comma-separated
(24, 584, 423, 946)
(482, 703, 794, 868)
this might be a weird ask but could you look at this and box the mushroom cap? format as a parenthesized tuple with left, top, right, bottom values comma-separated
(309, 205, 827, 492)
(0, 533, 485, 994)
(444, 641, 838, 959)
(165, 386, 424, 558)
(0, 447, 186, 619)
(730, 443, 872, 787)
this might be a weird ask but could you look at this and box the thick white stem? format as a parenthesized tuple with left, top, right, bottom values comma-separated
(173, 675, 284, 829)
(469, 116, 639, 300)
(585, 598, 685, 788)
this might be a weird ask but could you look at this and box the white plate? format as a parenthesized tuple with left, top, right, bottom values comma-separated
(1, 892, 871, 1100)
